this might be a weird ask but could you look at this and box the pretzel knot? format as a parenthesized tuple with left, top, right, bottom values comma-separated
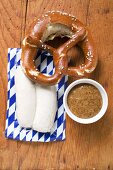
(21, 11, 97, 86)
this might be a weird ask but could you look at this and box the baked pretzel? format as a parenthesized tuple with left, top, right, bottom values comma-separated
(21, 11, 97, 85)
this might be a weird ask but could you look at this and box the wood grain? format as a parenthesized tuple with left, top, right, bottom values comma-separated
(0, 0, 113, 169)
(0, 0, 27, 169)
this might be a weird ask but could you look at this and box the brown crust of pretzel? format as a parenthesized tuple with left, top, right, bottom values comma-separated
(21, 11, 97, 85)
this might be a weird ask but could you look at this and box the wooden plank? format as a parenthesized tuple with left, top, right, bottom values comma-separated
(0, 0, 26, 169)
(1, 0, 113, 169)
(20, 0, 113, 169)
(84, 0, 113, 168)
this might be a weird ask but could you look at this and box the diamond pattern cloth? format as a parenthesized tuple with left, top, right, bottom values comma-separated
(5, 48, 68, 142)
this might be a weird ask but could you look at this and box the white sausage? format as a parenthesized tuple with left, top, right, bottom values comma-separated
(15, 67, 57, 132)
(15, 66, 36, 128)
(32, 85, 57, 132)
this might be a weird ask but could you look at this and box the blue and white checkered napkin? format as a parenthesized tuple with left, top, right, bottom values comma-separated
(5, 48, 68, 142)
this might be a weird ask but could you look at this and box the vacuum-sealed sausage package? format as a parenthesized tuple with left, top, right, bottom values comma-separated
(5, 48, 68, 142)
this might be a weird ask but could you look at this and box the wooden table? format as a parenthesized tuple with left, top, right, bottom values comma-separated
(0, 0, 113, 169)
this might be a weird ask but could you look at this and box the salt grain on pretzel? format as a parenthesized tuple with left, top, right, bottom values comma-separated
(21, 11, 98, 85)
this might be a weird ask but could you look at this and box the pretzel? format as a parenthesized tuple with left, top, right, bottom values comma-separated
(21, 11, 97, 85)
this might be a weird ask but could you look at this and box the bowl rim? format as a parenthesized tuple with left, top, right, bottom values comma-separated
(63, 78, 108, 124)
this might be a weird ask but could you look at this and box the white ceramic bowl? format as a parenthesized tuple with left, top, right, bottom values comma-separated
(63, 79, 108, 124)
